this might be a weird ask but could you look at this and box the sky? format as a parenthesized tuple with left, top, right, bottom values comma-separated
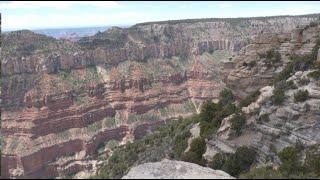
(1, 1, 320, 31)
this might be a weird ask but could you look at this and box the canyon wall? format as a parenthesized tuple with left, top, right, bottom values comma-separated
(1, 14, 319, 178)
(208, 20, 320, 166)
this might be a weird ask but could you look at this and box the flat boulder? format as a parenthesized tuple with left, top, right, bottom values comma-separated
(122, 159, 234, 179)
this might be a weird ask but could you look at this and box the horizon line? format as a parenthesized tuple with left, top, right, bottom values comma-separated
(3, 12, 320, 32)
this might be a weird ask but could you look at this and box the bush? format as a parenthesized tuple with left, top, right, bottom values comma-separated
(239, 90, 261, 108)
(308, 71, 320, 80)
(199, 100, 221, 123)
(271, 88, 285, 105)
(181, 137, 206, 166)
(239, 166, 284, 179)
(242, 144, 320, 179)
(216, 102, 237, 121)
(172, 131, 191, 159)
(230, 112, 246, 136)
(222, 146, 257, 177)
(259, 49, 281, 68)
(219, 88, 235, 107)
(257, 113, 270, 124)
(278, 146, 302, 175)
(276, 80, 297, 91)
(273, 63, 294, 83)
(209, 153, 228, 170)
(189, 137, 206, 156)
(304, 144, 320, 176)
(209, 147, 257, 177)
(199, 100, 224, 138)
(199, 121, 217, 138)
(294, 90, 309, 102)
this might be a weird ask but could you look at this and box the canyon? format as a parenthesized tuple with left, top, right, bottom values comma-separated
(1, 14, 320, 178)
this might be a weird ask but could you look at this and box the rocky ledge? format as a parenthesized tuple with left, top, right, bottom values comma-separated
(122, 159, 234, 179)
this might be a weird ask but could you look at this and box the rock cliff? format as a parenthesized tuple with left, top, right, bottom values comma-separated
(207, 19, 320, 167)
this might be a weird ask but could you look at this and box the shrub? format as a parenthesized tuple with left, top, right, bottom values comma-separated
(181, 151, 206, 166)
(209, 153, 228, 170)
(222, 146, 257, 177)
(259, 49, 281, 67)
(271, 88, 285, 105)
(257, 113, 270, 124)
(189, 137, 206, 156)
(304, 144, 320, 176)
(242, 144, 320, 179)
(294, 90, 309, 102)
(308, 71, 320, 80)
(199, 121, 217, 138)
(230, 112, 246, 136)
(181, 137, 206, 166)
(278, 146, 302, 175)
(284, 80, 297, 89)
(199, 100, 223, 138)
(199, 100, 221, 123)
(239, 166, 284, 179)
(235, 146, 257, 168)
(273, 63, 294, 83)
(216, 102, 237, 121)
(275, 80, 297, 91)
(239, 90, 261, 108)
(219, 88, 235, 107)
(172, 131, 191, 159)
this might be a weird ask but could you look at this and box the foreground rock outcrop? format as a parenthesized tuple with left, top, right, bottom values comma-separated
(122, 159, 234, 179)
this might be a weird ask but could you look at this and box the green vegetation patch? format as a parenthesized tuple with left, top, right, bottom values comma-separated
(87, 121, 103, 133)
(198, 88, 239, 138)
(273, 38, 320, 84)
(103, 117, 117, 129)
(230, 112, 246, 136)
(57, 65, 101, 90)
(271, 88, 285, 105)
(239, 90, 261, 108)
(127, 113, 161, 124)
(241, 144, 320, 179)
(93, 117, 195, 179)
(209, 146, 256, 177)
(294, 90, 309, 102)
(308, 70, 320, 80)
(259, 49, 282, 68)
(257, 113, 270, 124)
(181, 137, 207, 166)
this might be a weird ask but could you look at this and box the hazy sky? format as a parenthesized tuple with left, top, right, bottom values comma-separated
(1, 1, 320, 31)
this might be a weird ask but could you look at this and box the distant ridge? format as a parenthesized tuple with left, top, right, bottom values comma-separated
(133, 13, 320, 27)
